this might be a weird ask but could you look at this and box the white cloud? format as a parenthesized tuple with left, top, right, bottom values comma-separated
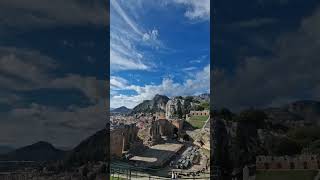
(171, 0, 210, 21)
(183, 66, 197, 71)
(110, 0, 164, 72)
(143, 29, 159, 41)
(110, 76, 129, 90)
(110, 49, 149, 71)
(110, 65, 210, 108)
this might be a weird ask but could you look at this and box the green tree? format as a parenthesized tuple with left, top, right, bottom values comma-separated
(200, 101, 209, 110)
(176, 100, 183, 118)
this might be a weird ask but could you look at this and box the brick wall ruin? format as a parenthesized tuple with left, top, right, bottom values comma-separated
(256, 155, 320, 170)
(190, 110, 209, 116)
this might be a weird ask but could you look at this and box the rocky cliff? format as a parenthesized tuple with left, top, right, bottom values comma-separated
(131, 94, 169, 114)
(131, 94, 209, 116)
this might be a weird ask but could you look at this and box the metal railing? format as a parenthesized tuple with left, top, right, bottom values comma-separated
(110, 165, 210, 179)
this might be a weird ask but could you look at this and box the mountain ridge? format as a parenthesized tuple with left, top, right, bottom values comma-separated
(111, 106, 132, 114)
(0, 141, 66, 161)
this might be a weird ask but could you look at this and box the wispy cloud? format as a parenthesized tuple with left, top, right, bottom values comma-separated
(110, 76, 129, 90)
(190, 55, 208, 63)
(111, 0, 143, 35)
(182, 67, 197, 71)
(110, 0, 164, 72)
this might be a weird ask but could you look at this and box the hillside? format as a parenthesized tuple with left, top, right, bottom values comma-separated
(64, 129, 106, 166)
(0, 141, 65, 161)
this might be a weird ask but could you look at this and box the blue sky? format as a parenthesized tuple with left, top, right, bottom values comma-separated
(110, 0, 210, 108)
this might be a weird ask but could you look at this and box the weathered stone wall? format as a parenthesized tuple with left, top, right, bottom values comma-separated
(110, 124, 139, 157)
(170, 119, 184, 135)
(256, 155, 320, 170)
(110, 128, 124, 157)
(149, 120, 162, 144)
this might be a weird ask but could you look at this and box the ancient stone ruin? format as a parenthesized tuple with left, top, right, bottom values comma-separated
(110, 123, 138, 157)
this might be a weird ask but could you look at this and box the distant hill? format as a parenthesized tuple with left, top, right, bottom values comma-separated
(111, 106, 131, 114)
(131, 94, 169, 114)
(64, 129, 106, 166)
(0, 141, 65, 161)
(0, 146, 14, 155)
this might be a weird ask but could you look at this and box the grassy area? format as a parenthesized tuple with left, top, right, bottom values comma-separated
(256, 170, 318, 180)
(188, 115, 209, 129)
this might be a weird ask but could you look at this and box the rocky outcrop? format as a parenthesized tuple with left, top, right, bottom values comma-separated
(166, 97, 185, 119)
(131, 94, 209, 116)
(131, 94, 169, 114)
(165, 96, 206, 119)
